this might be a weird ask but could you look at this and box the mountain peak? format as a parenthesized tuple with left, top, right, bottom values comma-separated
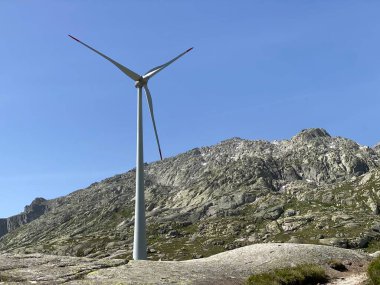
(292, 128, 331, 142)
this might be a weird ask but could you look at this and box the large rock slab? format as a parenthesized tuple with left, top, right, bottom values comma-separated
(0, 253, 127, 284)
(0, 243, 372, 284)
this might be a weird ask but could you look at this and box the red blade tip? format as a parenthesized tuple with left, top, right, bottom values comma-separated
(186, 47, 193, 52)
(68, 35, 80, 42)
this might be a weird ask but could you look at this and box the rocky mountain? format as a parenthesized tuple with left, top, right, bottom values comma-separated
(1, 128, 380, 261)
(0, 198, 48, 237)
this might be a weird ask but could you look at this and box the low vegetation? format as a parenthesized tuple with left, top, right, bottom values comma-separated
(245, 264, 328, 285)
(327, 259, 346, 271)
(368, 255, 380, 285)
(0, 275, 26, 282)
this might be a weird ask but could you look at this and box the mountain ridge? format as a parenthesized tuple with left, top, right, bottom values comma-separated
(1, 128, 380, 261)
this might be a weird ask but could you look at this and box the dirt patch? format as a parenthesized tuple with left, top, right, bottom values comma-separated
(328, 273, 368, 285)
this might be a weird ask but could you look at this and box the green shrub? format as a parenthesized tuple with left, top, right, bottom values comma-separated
(368, 256, 380, 285)
(245, 264, 328, 285)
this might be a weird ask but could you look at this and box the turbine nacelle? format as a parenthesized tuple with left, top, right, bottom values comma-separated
(134, 77, 147, 88)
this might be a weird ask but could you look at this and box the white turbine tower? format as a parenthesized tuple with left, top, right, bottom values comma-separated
(69, 35, 192, 260)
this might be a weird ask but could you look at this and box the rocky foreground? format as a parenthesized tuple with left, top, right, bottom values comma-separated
(0, 243, 373, 284)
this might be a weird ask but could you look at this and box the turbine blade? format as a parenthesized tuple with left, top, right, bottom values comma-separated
(68, 35, 141, 81)
(143, 47, 193, 80)
(144, 85, 163, 160)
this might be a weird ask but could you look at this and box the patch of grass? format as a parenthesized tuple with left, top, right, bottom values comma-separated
(327, 259, 346, 272)
(368, 255, 380, 285)
(76, 248, 85, 257)
(366, 239, 380, 253)
(245, 264, 329, 285)
(0, 274, 26, 282)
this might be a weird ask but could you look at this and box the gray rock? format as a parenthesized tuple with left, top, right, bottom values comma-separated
(0, 197, 48, 238)
(370, 251, 380, 258)
(167, 230, 180, 238)
(372, 222, 380, 232)
(263, 205, 284, 220)
(288, 236, 301, 243)
(319, 238, 348, 248)
(291, 128, 331, 142)
(284, 209, 297, 217)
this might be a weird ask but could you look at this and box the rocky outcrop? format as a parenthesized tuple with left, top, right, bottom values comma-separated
(0, 198, 48, 238)
(1, 129, 380, 260)
(0, 220, 7, 238)
(0, 252, 128, 283)
(374, 143, 380, 155)
(0, 244, 372, 284)
(292, 128, 331, 142)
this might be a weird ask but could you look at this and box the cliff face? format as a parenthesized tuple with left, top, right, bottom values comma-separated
(0, 198, 48, 238)
(0, 219, 7, 237)
(1, 128, 380, 260)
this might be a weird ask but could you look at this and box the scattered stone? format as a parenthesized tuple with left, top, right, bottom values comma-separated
(167, 230, 180, 238)
(369, 251, 380, 258)
(263, 205, 284, 220)
(343, 260, 352, 266)
(284, 209, 297, 217)
(372, 222, 380, 232)
(288, 236, 301, 243)
(319, 238, 348, 248)
(147, 248, 156, 253)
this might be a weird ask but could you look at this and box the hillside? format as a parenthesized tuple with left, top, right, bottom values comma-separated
(1, 128, 380, 261)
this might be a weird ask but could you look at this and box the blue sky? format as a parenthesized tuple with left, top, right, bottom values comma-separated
(1, 1, 380, 217)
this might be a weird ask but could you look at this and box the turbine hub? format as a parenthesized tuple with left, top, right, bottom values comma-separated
(135, 77, 147, 88)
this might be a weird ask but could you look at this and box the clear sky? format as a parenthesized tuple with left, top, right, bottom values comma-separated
(1, 1, 380, 217)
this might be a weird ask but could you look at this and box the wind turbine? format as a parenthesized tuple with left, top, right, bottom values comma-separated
(68, 35, 192, 260)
